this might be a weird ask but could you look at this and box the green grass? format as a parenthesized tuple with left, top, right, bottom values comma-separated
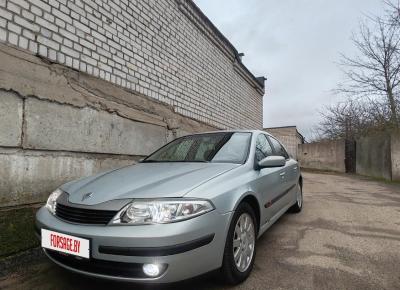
(0, 205, 41, 258)
(303, 168, 400, 186)
(356, 174, 400, 185)
(301, 167, 345, 175)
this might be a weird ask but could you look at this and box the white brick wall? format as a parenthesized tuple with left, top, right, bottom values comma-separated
(0, 0, 264, 129)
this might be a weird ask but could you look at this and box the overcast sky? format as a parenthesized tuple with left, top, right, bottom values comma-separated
(195, 0, 385, 139)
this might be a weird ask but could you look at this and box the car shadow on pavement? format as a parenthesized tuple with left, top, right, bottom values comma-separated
(45, 266, 224, 290)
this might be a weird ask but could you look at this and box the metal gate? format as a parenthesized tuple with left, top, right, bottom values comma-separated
(345, 139, 356, 173)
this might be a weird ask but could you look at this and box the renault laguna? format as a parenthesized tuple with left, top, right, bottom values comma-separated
(36, 130, 303, 284)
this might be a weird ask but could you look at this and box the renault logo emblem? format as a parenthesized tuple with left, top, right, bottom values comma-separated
(81, 192, 93, 201)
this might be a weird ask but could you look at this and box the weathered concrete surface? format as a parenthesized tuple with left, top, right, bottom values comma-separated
(0, 91, 23, 147)
(391, 132, 400, 181)
(24, 98, 166, 156)
(298, 140, 346, 172)
(0, 149, 135, 207)
(356, 133, 391, 180)
(1, 172, 399, 289)
(0, 44, 216, 134)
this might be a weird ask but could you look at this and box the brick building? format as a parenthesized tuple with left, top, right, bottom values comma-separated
(0, 0, 265, 209)
(0, 0, 264, 129)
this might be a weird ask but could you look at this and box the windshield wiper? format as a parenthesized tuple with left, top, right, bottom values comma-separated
(141, 160, 169, 163)
(141, 160, 209, 163)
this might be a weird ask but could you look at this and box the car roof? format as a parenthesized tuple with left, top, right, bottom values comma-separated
(189, 129, 273, 137)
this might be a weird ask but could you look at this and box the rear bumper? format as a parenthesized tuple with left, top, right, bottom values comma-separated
(36, 207, 232, 283)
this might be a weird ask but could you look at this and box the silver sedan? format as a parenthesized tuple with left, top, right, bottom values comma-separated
(35, 130, 303, 285)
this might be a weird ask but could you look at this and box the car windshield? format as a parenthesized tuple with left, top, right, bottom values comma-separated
(143, 132, 252, 164)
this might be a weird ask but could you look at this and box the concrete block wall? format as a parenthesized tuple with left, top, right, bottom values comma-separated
(297, 132, 399, 181)
(0, 148, 135, 206)
(0, 87, 162, 207)
(391, 133, 400, 180)
(356, 133, 392, 181)
(0, 91, 23, 147)
(298, 140, 346, 173)
(355, 132, 400, 182)
(24, 98, 166, 156)
(0, 0, 264, 130)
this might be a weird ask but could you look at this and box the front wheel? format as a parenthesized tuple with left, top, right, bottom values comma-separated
(289, 182, 303, 213)
(220, 202, 257, 285)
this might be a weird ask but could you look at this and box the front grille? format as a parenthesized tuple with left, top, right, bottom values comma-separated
(55, 203, 118, 225)
(46, 250, 148, 278)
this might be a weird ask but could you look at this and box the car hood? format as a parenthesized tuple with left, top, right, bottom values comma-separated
(62, 162, 240, 205)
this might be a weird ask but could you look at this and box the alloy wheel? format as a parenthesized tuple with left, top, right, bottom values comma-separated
(297, 184, 303, 208)
(233, 213, 255, 272)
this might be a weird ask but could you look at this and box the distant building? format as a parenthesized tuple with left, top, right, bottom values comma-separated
(264, 126, 305, 160)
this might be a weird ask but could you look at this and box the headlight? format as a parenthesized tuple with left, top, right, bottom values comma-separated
(111, 199, 214, 225)
(46, 189, 63, 214)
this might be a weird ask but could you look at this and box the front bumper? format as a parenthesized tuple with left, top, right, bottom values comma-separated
(36, 207, 232, 283)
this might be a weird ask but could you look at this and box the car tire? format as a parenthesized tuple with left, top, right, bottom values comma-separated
(220, 202, 257, 285)
(289, 182, 303, 213)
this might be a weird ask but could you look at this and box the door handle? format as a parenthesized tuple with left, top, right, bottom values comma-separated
(280, 172, 286, 177)
(293, 166, 298, 170)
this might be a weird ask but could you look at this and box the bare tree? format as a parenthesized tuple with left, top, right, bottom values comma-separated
(314, 99, 390, 141)
(337, 4, 400, 127)
(385, 0, 400, 25)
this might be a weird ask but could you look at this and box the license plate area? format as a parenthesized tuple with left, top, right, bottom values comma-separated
(41, 229, 90, 259)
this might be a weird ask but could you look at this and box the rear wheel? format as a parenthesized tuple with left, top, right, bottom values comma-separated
(289, 182, 303, 213)
(221, 202, 257, 285)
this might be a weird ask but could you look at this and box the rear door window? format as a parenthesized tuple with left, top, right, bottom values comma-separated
(268, 136, 289, 159)
(255, 134, 274, 162)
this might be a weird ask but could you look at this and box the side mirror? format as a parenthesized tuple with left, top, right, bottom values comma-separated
(258, 156, 286, 168)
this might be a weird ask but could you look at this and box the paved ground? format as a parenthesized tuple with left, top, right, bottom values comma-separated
(1, 171, 400, 290)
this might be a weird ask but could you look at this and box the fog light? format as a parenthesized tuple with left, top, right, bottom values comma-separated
(143, 263, 161, 277)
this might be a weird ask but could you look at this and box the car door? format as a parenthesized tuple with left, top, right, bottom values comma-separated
(267, 135, 298, 207)
(252, 134, 286, 225)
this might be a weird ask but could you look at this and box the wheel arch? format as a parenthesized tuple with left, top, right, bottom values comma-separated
(234, 193, 261, 235)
